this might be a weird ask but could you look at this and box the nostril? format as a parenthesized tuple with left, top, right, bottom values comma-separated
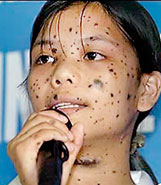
(55, 79, 61, 85)
(67, 79, 73, 84)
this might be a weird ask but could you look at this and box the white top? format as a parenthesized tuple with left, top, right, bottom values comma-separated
(8, 171, 161, 185)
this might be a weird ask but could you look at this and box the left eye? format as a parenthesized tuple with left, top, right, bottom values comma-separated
(84, 52, 105, 61)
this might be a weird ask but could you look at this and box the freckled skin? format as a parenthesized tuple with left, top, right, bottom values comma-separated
(28, 2, 141, 185)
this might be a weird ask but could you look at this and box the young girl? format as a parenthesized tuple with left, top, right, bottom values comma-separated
(8, 1, 161, 185)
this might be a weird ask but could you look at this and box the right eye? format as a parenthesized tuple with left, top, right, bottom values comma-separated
(35, 55, 56, 65)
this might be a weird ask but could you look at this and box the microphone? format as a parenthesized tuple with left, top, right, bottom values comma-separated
(38, 109, 72, 185)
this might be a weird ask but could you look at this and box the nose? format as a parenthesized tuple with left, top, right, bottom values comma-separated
(51, 61, 80, 88)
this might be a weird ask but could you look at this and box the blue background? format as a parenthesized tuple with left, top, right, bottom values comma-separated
(0, 1, 161, 185)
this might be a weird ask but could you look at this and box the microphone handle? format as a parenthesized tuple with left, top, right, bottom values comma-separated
(39, 110, 72, 185)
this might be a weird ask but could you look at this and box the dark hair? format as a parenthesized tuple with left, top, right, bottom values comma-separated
(30, 1, 161, 184)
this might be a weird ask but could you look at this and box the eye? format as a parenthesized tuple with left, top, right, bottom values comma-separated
(84, 52, 105, 61)
(35, 55, 56, 65)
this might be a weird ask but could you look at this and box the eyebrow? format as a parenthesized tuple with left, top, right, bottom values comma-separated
(32, 35, 118, 49)
(82, 35, 118, 48)
(32, 40, 55, 48)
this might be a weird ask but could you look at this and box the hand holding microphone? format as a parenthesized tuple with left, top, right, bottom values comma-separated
(7, 110, 84, 185)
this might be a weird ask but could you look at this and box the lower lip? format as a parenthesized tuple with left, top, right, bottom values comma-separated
(56, 107, 85, 115)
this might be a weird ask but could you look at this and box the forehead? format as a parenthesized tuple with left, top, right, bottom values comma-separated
(34, 2, 128, 47)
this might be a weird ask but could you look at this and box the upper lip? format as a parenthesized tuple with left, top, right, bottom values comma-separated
(48, 97, 88, 110)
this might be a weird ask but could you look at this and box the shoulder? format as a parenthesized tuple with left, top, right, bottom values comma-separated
(131, 170, 160, 185)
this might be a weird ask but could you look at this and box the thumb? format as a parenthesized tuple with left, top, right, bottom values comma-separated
(61, 123, 84, 185)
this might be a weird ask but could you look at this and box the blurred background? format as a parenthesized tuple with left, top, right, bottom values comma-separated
(0, 1, 161, 185)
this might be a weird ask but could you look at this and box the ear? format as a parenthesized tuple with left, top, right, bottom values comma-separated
(137, 71, 161, 112)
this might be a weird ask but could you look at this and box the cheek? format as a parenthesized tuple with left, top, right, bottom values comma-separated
(27, 69, 53, 109)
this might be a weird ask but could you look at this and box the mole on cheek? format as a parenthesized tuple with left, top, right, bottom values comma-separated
(127, 94, 131, 100)
(110, 93, 114, 97)
(94, 23, 98, 26)
(69, 27, 72, 32)
(93, 79, 104, 88)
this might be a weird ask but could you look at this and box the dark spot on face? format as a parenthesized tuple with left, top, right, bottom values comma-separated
(127, 94, 131, 100)
(77, 48, 79, 50)
(93, 79, 103, 88)
(75, 31, 78, 34)
(84, 133, 87, 137)
(46, 78, 49, 82)
(77, 179, 81, 181)
(77, 59, 80, 62)
(55, 80, 61, 85)
(90, 116, 92, 119)
(90, 37, 93, 40)
(88, 16, 91, 19)
(117, 100, 120, 104)
(121, 60, 123, 63)
(36, 95, 39, 99)
(54, 35, 56, 38)
(110, 93, 114, 97)
(95, 100, 98, 103)
(69, 27, 72, 32)
(38, 87, 40, 90)
(107, 27, 110, 30)
(116, 114, 119, 118)
(106, 31, 109, 35)
(37, 142, 41, 146)
(33, 83, 36, 86)
(112, 170, 116, 173)
(93, 120, 98, 124)
(119, 90, 121, 94)
(127, 73, 130, 77)
(94, 23, 98, 26)
(109, 69, 113, 72)
(87, 44, 89, 46)
(116, 43, 119, 46)
(71, 52, 74, 55)
(67, 79, 73, 84)
(36, 79, 38, 82)
(52, 48, 57, 53)
(54, 94, 58, 100)
(88, 84, 92, 88)
(109, 127, 111, 130)
(70, 45, 73, 47)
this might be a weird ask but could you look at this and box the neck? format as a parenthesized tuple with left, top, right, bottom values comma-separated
(67, 135, 135, 185)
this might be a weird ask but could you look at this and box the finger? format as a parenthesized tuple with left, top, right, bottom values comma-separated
(39, 110, 68, 123)
(15, 122, 72, 144)
(20, 112, 68, 136)
(61, 123, 84, 185)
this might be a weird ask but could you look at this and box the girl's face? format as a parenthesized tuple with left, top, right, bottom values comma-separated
(29, 2, 140, 142)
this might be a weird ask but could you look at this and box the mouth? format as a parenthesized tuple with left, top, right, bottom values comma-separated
(49, 101, 87, 115)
